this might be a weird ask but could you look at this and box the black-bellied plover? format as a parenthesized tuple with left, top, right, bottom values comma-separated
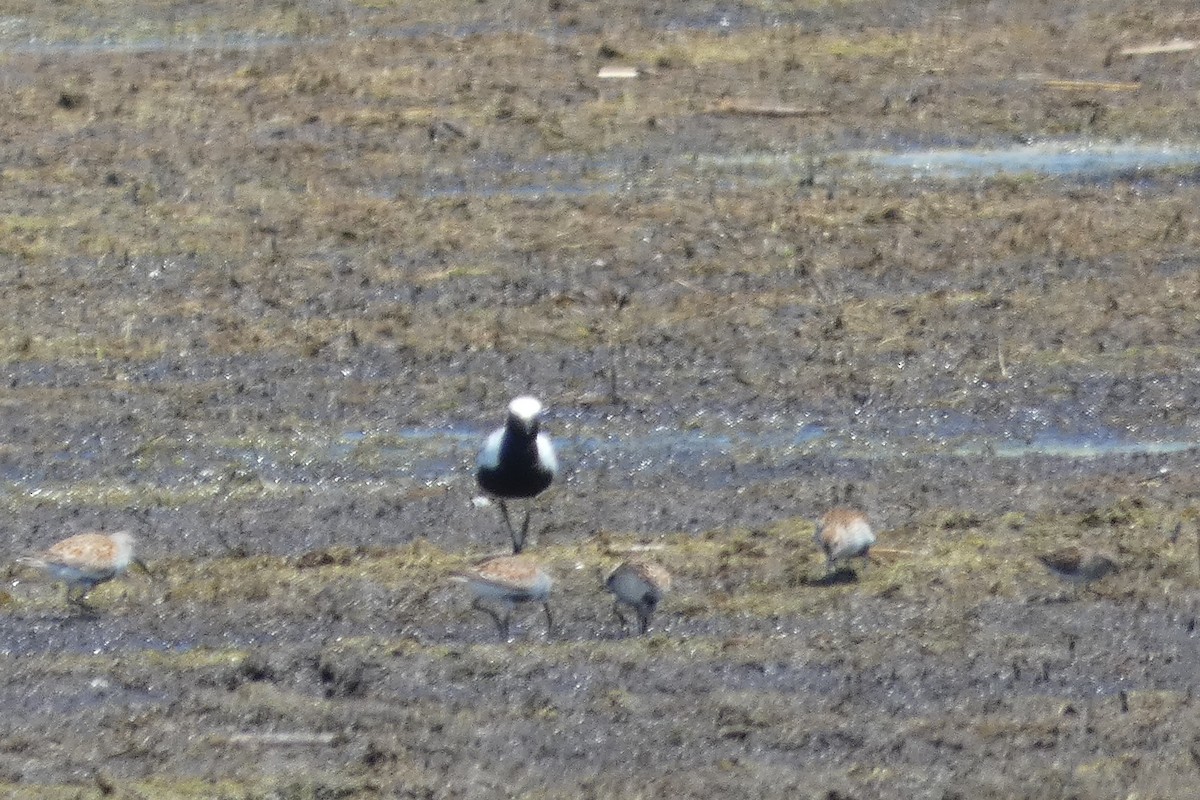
(476, 396, 558, 554)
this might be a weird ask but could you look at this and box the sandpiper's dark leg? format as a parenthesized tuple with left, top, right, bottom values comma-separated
(472, 598, 508, 640)
(541, 602, 554, 638)
(637, 606, 651, 636)
(611, 600, 630, 636)
(66, 585, 98, 616)
(499, 609, 512, 640)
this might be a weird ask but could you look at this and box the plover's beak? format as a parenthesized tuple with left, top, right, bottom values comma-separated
(509, 414, 538, 436)
(132, 557, 154, 579)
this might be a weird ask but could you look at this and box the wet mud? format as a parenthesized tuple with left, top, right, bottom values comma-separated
(0, 0, 1199, 797)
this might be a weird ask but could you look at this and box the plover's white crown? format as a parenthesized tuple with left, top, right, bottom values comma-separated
(508, 395, 543, 423)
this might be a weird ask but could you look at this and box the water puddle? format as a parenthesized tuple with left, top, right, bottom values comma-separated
(413, 141, 1200, 202)
(951, 432, 1200, 459)
(6, 416, 1193, 500)
(0, 7, 818, 58)
(419, 180, 626, 201)
(0, 32, 325, 56)
(861, 141, 1200, 180)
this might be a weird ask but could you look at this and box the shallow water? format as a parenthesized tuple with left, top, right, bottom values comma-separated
(862, 141, 1200, 179)
(395, 140, 1200, 202)
(2, 413, 1191, 500)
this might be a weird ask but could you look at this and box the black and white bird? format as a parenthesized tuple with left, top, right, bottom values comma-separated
(476, 396, 558, 554)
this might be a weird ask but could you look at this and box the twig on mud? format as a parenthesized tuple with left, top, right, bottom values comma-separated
(704, 100, 831, 117)
(870, 547, 916, 557)
(607, 288, 630, 405)
(1119, 40, 1199, 57)
(597, 66, 640, 79)
(1040, 78, 1140, 91)
(215, 731, 339, 747)
(604, 543, 666, 555)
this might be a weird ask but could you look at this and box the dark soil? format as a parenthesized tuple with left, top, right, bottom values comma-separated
(0, 1, 1199, 797)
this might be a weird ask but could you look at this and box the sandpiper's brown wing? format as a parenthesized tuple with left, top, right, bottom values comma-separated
(821, 507, 867, 534)
(465, 555, 547, 590)
(42, 533, 117, 570)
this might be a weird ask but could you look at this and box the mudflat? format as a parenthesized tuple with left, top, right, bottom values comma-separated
(0, 1, 1198, 797)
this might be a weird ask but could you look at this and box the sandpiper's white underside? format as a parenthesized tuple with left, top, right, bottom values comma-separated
(464, 572, 553, 603)
(825, 520, 875, 561)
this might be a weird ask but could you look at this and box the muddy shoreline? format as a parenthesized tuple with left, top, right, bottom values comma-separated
(0, 1, 1199, 797)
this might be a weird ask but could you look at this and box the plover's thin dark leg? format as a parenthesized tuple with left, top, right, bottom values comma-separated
(518, 505, 533, 554)
(497, 500, 522, 554)
(541, 602, 554, 638)
(637, 607, 651, 636)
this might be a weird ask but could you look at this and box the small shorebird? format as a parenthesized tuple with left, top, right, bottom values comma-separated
(815, 487, 876, 574)
(476, 396, 558, 554)
(19, 531, 149, 611)
(1037, 546, 1118, 592)
(453, 554, 553, 641)
(605, 560, 671, 635)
